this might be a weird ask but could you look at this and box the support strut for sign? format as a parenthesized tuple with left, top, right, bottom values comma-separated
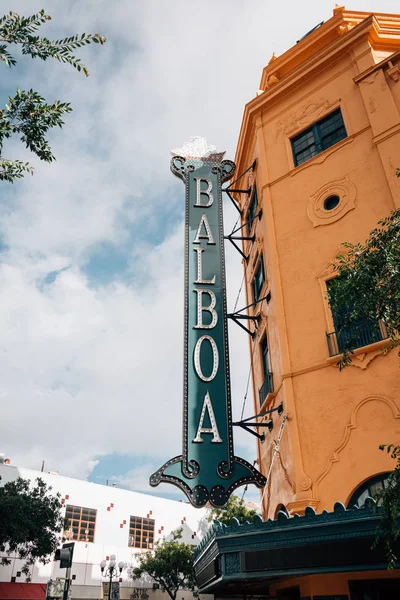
(224, 216, 262, 262)
(233, 403, 284, 442)
(222, 158, 256, 215)
(223, 159, 262, 262)
(227, 293, 270, 338)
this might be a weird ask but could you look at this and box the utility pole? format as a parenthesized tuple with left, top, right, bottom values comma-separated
(54, 543, 74, 600)
(63, 567, 71, 600)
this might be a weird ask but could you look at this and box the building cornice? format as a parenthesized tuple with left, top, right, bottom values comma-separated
(354, 47, 400, 82)
(235, 10, 400, 173)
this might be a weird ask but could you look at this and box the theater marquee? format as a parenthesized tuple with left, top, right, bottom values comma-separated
(150, 138, 266, 508)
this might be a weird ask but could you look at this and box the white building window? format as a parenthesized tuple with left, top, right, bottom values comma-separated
(64, 504, 96, 543)
(128, 516, 155, 549)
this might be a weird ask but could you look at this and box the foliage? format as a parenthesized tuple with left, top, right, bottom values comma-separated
(0, 476, 64, 579)
(208, 494, 259, 525)
(329, 203, 400, 368)
(373, 445, 400, 569)
(131, 529, 197, 600)
(0, 9, 106, 182)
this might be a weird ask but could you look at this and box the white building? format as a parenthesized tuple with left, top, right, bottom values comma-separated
(0, 462, 212, 600)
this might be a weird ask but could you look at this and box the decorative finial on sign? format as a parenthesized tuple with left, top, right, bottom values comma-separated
(171, 136, 226, 163)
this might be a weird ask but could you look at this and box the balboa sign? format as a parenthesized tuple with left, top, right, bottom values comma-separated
(150, 138, 266, 508)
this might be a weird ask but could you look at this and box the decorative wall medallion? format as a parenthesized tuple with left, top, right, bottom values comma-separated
(307, 177, 356, 227)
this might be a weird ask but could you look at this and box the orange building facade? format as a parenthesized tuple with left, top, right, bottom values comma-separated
(234, 7, 400, 523)
(194, 8, 400, 600)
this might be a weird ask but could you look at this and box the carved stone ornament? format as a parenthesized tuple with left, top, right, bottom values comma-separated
(315, 395, 400, 497)
(387, 60, 400, 82)
(279, 98, 338, 137)
(224, 552, 241, 574)
(307, 176, 356, 227)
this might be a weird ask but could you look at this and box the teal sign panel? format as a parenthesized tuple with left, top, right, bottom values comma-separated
(150, 148, 266, 507)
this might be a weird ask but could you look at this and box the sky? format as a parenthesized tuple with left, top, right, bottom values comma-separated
(1, 0, 399, 505)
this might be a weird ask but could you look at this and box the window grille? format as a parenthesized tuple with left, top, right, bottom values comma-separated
(64, 505, 96, 543)
(128, 516, 155, 549)
(325, 278, 387, 356)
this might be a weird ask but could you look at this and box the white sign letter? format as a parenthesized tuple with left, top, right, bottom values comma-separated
(194, 248, 216, 285)
(193, 391, 222, 443)
(195, 178, 213, 207)
(193, 213, 215, 244)
(194, 335, 219, 382)
(194, 289, 218, 329)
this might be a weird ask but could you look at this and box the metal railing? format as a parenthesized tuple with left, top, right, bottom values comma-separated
(258, 372, 273, 406)
(326, 320, 388, 357)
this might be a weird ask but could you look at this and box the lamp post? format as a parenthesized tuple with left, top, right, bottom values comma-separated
(100, 555, 124, 600)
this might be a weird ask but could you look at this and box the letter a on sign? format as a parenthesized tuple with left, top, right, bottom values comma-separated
(150, 138, 266, 508)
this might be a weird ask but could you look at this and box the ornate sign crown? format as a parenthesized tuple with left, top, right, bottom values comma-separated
(171, 136, 226, 163)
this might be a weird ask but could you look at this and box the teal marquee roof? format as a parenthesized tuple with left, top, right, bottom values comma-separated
(194, 500, 399, 594)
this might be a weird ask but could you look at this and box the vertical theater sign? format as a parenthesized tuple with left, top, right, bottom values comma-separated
(150, 138, 266, 508)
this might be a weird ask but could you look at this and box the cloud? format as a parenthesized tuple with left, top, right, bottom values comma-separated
(1, 0, 399, 494)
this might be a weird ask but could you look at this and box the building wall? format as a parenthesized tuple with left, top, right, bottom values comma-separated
(269, 570, 400, 599)
(0, 464, 211, 600)
(234, 8, 400, 519)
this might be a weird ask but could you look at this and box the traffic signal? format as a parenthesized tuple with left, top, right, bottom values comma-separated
(55, 542, 74, 569)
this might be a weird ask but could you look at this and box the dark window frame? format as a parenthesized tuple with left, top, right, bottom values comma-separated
(247, 186, 258, 232)
(258, 331, 273, 406)
(291, 108, 347, 167)
(253, 255, 265, 303)
(260, 333, 271, 379)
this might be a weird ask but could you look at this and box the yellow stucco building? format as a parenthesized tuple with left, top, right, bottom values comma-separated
(195, 8, 400, 599)
(236, 5, 400, 521)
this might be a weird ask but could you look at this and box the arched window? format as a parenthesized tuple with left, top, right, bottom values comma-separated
(347, 473, 391, 508)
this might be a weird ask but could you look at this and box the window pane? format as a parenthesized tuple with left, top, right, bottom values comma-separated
(291, 108, 347, 166)
(247, 187, 258, 230)
(253, 255, 265, 302)
(129, 515, 155, 549)
(261, 335, 270, 377)
(347, 473, 390, 508)
(63, 505, 96, 543)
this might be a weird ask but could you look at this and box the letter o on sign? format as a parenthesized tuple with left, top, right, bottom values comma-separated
(194, 335, 219, 382)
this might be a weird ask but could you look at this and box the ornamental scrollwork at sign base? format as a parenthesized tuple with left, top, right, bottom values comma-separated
(307, 176, 356, 227)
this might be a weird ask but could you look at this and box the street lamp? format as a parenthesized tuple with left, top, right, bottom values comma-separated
(100, 555, 125, 600)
